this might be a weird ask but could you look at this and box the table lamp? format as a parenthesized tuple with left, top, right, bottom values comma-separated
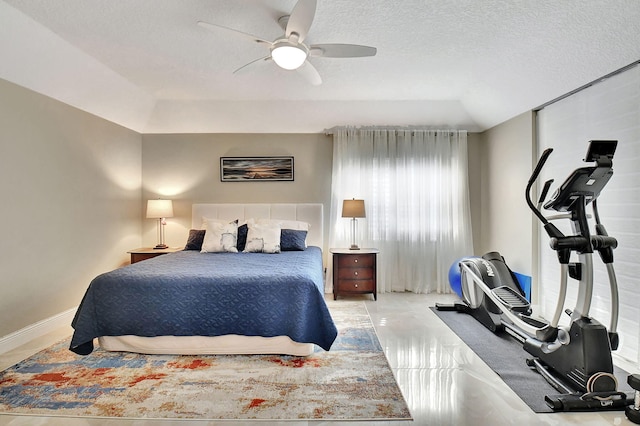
(342, 199, 365, 250)
(146, 199, 174, 249)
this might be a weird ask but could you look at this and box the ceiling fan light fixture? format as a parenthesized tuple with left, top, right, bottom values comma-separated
(271, 41, 308, 70)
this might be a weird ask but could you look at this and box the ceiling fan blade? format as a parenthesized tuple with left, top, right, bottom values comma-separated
(286, 0, 316, 43)
(296, 61, 322, 85)
(309, 43, 377, 58)
(233, 56, 272, 74)
(197, 21, 272, 46)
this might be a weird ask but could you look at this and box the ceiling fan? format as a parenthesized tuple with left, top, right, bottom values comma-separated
(197, 0, 377, 85)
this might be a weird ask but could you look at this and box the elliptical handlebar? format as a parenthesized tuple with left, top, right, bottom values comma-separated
(529, 148, 554, 186)
(539, 179, 554, 206)
(526, 148, 554, 225)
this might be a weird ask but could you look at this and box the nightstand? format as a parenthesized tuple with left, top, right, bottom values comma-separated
(330, 248, 379, 301)
(127, 247, 182, 264)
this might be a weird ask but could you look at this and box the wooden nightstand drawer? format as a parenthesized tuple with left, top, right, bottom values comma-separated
(337, 267, 374, 280)
(130, 252, 163, 263)
(337, 254, 374, 268)
(337, 279, 375, 293)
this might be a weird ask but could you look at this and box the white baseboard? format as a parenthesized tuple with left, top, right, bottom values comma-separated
(0, 307, 77, 355)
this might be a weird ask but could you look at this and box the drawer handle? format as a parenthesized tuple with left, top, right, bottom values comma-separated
(354, 259, 358, 263)
(355, 283, 359, 288)
(354, 271, 358, 276)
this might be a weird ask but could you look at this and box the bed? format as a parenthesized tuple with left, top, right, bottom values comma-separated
(70, 203, 337, 356)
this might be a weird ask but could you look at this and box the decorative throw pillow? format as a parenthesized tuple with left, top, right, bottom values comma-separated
(244, 223, 281, 254)
(237, 223, 248, 252)
(201, 217, 238, 229)
(184, 229, 205, 251)
(280, 229, 307, 251)
(201, 220, 239, 253)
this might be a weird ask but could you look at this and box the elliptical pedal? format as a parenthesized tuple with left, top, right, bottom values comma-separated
(492, 286, 530, 312)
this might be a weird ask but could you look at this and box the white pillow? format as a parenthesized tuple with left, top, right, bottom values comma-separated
(244, 223, 281, 253)
(201, 217, 236, 229)
(201, 220, 238, 253)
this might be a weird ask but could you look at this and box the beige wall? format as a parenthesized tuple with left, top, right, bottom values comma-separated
(0, 79, 142, 336)
(474, 112, 536, 276)
(141, 133, 333, 250)
(467, 132, 483, 253)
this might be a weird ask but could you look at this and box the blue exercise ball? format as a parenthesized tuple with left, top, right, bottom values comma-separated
(448, 259, 464, 299)
(449, 257, 479, 298)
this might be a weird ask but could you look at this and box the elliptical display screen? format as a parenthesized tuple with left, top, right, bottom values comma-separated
(543, 140, 617, 212)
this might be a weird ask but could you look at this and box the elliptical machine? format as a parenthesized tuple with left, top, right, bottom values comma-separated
(438, 140, 631, 411)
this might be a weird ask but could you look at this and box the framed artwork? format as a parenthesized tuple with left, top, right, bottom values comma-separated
(220, 156, 294, 182)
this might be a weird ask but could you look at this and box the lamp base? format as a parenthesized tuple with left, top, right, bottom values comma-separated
(153, 244, 169, 250)
(349, 244, 360, 250)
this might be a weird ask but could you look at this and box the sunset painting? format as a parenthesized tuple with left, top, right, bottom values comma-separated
(220, 157, 294, 182)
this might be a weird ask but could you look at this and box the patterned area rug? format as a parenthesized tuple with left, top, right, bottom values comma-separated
(0, 301, 411, 421)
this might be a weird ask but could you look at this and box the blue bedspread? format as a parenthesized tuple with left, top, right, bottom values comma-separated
(70, 247, 337, 355)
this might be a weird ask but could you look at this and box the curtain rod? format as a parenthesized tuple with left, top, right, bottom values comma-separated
(534, 59, 640, 112)
(323, 126, 467, 136)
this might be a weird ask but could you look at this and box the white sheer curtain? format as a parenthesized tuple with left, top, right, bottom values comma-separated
(328, 127, 474, 294)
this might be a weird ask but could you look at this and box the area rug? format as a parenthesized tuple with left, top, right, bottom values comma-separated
(432, 307, 632, 413)
(0, 301, 411, 421)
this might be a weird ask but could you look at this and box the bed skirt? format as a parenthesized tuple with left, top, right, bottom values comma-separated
(98, 334, 315, 356)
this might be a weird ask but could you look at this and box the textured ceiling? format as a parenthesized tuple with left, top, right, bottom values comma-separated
(1, 0, 639, 133)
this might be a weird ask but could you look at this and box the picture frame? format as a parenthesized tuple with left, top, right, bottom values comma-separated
(220, 156, 295, 182)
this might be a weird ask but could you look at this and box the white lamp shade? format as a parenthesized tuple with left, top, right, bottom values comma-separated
(342, 199, 366, 218)
(271, 42, 308, 70)
(146, 199, 174, 219)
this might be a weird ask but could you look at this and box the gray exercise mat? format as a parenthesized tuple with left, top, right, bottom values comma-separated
(431, 307, 631, 413)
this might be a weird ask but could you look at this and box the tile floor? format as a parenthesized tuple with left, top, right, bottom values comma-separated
(0, 292, 637, 425)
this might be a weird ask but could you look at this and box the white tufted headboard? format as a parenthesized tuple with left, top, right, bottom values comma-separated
(191, 203, 323, 248)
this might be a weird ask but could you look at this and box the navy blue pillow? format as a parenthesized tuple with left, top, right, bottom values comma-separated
(280, 229, 307, 251)
(237, 223, 248, 251)
(184, 229, 205, 250)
